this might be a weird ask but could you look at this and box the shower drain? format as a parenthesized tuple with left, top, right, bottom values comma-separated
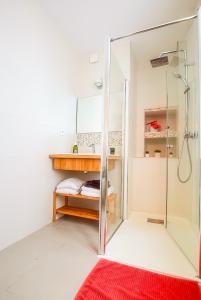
(147, 218, 164, 225)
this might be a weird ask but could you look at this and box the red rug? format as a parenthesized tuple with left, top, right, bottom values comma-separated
(75, 259, 201, 300)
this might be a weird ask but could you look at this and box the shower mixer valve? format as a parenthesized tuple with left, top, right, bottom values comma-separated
(184, 131, 198, 139)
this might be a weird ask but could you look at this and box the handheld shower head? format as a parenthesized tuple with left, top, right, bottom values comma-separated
(173, 72, 190, 94)
(174, 73, 182, 79)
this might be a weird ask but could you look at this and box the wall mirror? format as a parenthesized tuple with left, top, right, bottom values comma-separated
(76, 95, 102, 133)
(76, 93, 123, 133)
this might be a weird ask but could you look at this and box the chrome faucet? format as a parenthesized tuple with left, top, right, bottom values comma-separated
(89, 143, 95, 153)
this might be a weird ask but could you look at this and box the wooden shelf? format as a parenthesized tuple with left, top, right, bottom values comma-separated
(56, 192, 99, 201)
(53, 192, 117, 222)
(55, 192, 115, 202)
(145, 107, 177, 116)
(145, 131, 176, 138)
(56, 206, 99, 221)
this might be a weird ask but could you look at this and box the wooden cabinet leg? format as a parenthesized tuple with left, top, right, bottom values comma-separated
(110, 194, 116, 223)
(53, 191, 57, 223)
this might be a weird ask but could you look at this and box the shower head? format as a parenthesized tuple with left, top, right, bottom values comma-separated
(173, 72, 190, 94)
(151, 48, 187, 68)
(150, 56, 169, 68)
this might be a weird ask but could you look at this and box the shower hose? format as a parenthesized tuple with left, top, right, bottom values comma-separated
(177, 134, 192, 183)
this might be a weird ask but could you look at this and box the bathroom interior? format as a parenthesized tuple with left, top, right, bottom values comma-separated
(50, 14, 201, 280)
(2, 2, 201, 298)
(58, 14, 201, 280)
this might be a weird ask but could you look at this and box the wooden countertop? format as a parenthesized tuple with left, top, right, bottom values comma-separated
(49, 153, 120, 172)
(49, 153, 120, 160)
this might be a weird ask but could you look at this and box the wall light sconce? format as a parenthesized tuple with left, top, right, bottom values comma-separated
(94, 78, 103, 89)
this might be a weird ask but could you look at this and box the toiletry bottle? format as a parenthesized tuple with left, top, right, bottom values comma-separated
(73, 143, 78, 154)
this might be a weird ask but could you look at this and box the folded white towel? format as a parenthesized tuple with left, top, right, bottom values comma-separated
(56, 187, 79, 195)
(81, 186, 99, 193)
(81, 186, 113, 197)
(81, 191, 99, 197)
(57, 177, 84, 190)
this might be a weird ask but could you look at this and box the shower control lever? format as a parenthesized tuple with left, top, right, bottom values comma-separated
(194, 131, 199, 138)
(184, 131, 198, 139)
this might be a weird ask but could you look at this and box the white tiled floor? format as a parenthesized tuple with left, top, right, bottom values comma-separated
(1, 213, 199, 300)
(0, 217, 99, 300)
(104, 212, 198, 280)
(167, 216, 199, 269)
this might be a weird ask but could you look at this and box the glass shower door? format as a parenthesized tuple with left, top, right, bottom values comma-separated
(166, 18, 200, 272)
(99, 43, 126, 254)
(107, 50, 126, 241)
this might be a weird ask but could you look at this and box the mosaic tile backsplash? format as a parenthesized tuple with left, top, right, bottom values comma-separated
(77, 131, 122, 154)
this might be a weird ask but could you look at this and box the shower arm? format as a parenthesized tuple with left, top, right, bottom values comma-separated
(159, 49, 187, 61)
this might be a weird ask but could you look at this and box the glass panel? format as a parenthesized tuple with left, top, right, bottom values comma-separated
(166, 18, 200, 271)
(106, 49, 125, 241)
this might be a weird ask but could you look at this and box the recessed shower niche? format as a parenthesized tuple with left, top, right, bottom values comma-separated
(144, 107, 177, 158)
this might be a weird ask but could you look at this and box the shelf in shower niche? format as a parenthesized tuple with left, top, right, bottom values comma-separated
(144, 106, 178, 158)
(145, 107, 177, 117)
(144, 131, 177, 139)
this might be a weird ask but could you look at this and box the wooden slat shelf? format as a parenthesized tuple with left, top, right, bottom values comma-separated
(55, 192, 115, 201)
(53, 192, 117, 222)
(55, 192, 99, 201)
(56, 206, 99, 221)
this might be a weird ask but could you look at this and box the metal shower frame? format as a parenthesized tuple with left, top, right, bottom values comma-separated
(99, 8, 201, 278)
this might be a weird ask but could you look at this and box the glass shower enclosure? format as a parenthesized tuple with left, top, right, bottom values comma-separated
(100, 10, 201, 277)
(166, 16, 200, 272)
(99, 44, 126, 254)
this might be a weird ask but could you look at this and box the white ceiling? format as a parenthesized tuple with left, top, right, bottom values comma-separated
(41, 0, 199, 53)
(130, 20, 193, 63)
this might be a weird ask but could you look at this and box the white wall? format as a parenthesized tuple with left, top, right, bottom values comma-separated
(0, 0, 79, 251)
(133, 62, 167, 157)
(75, 38, 131, 98)
(76, 51, 104, 98)
(128, 58, 167, 216)
(112, 39, 131, 80)
(129, 158, 166, 215)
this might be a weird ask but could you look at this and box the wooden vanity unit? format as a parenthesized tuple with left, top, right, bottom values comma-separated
(49, 153, 119, 172)
(49, 153, 119, 222)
